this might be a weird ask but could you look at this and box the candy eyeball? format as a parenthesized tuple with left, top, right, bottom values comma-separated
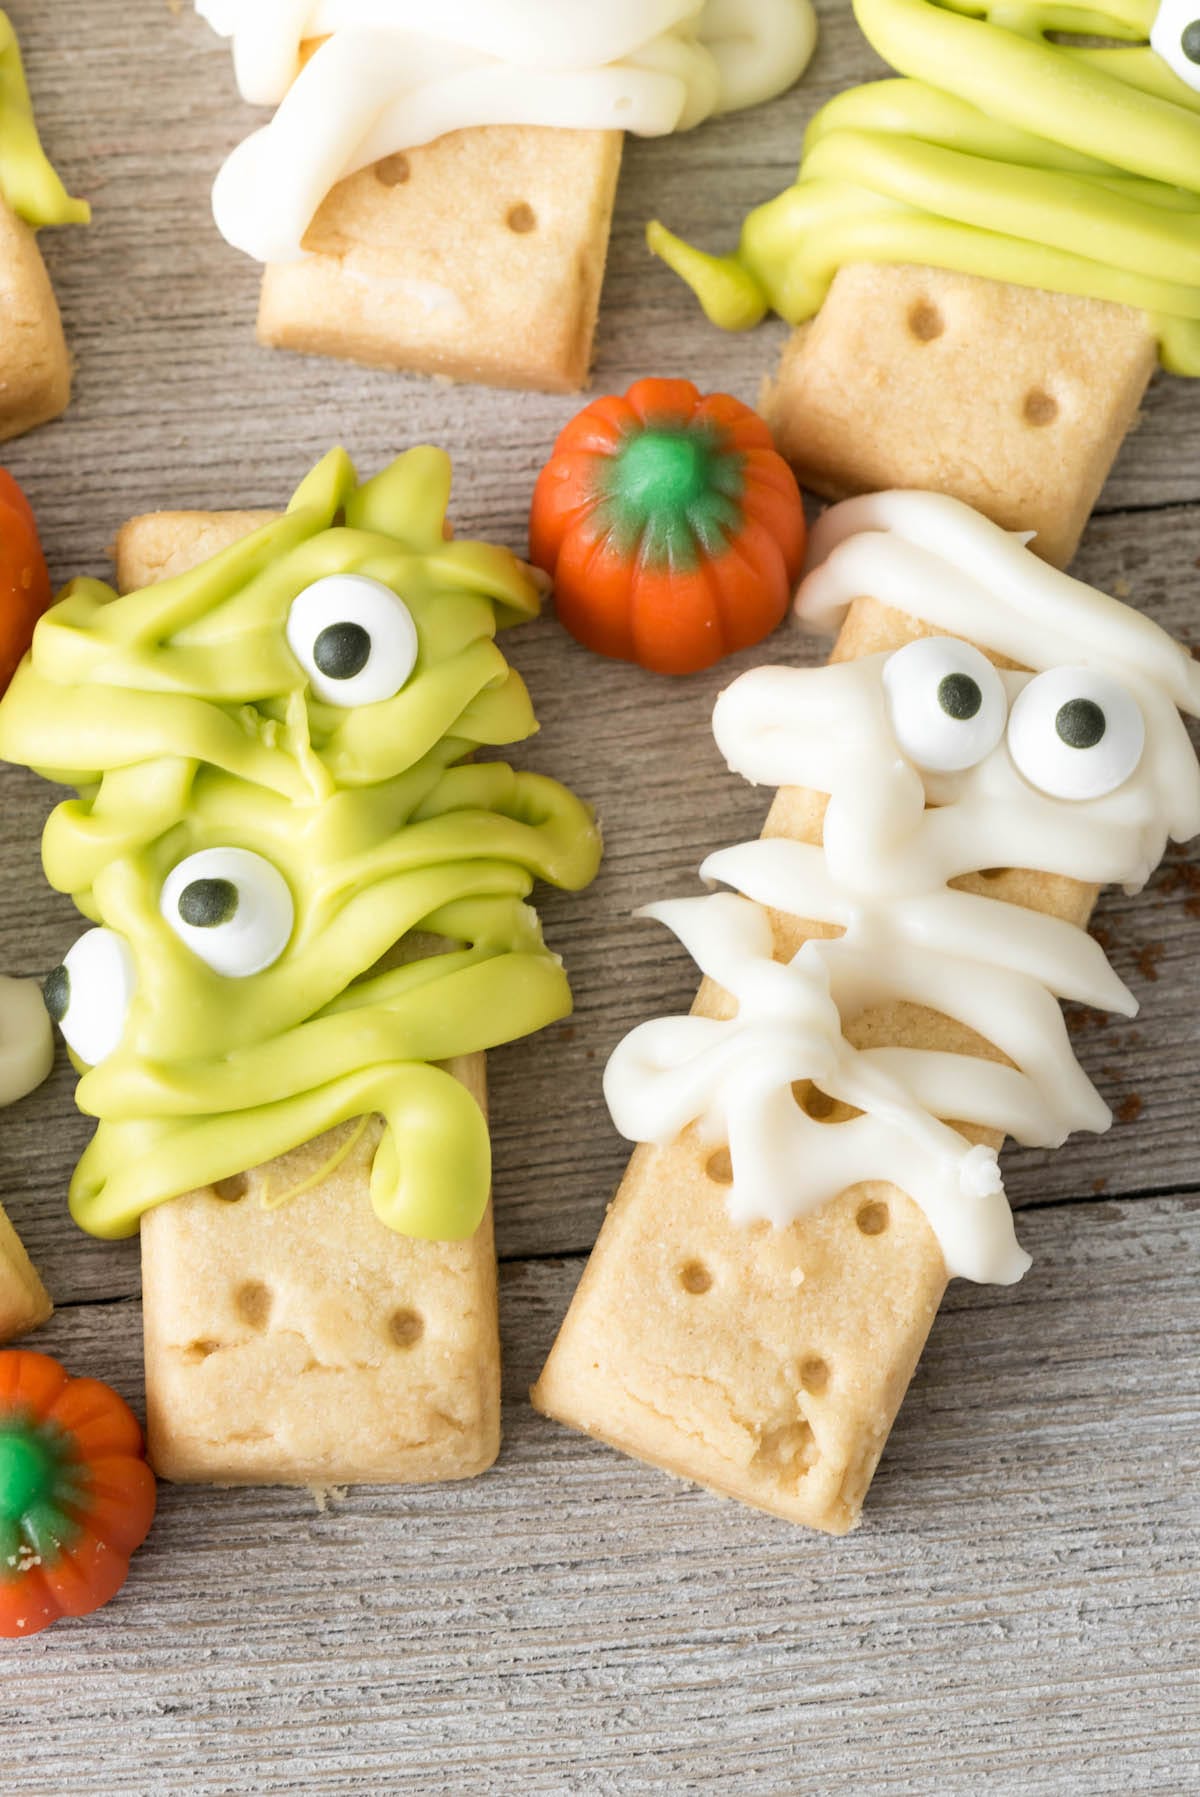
(161, 847, 294, 978)
(1151, 0, 1200, 92)
(1007, 667, 1145, 801)
(882, 637, 1008, 773)
(286, 574, 419, 706)
(44, 928, 137, 1065)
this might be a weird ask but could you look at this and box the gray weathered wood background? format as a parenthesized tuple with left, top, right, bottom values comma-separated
(0, 2, 1197, 1790)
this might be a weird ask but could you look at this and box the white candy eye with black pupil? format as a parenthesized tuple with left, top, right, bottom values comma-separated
(882, 637, 1008, 773)
(1151, 0, 1200, 90)
(1007, 666, 1145, 801)
(161, 847, 294, 978)
(286, 574, 418, 706)
(44, 928, 136, 1065)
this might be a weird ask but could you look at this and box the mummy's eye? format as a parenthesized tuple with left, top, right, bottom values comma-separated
(882, 637, 1008, 773)
(286, 575, 418, 706)
(1007, 667, 1145, 801)
(44, 928, 136, 1065)
(161, 848, 294, 977)
(1151, 1, 1200, 90)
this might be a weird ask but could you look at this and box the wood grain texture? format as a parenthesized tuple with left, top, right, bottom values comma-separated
(0, 0, 1197, 1788)
(2, 1198, 1199, 1796)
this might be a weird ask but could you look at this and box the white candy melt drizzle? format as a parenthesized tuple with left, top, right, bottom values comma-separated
(196, 0, 818, 261)
(604, 492, 1200, 1285)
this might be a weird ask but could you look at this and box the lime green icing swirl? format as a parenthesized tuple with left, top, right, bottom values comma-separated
(648, 0, 1200, 375)
(0, 12, 88, 228)
(0, 447, 601, 1241)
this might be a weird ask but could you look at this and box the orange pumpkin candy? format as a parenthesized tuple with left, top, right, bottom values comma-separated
(0, 1350, 156, 1637)
(0, 469, 52, 697)
(529, 378, 806, 675)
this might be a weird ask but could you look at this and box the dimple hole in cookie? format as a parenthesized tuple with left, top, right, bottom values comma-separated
(907, 300, 945, 343)
(506, 202, 537, 234)
(388, 1307, 424, 1349)
(800, 1355, 831, 1396)
(856, 1199, 890, 1237)
(235, 1281, 272, 1331)
(793, 1080, 863, 1125)
(1023, 388, 1059, 427)
(375, 153, 411, 187)
(184, 1339, 221, 1363)
(752, 1418, 817, 1489)
(706, 1146, 733, 1184)
(678, 1259, 713, 1296)
(212, 1172, 250, 1202)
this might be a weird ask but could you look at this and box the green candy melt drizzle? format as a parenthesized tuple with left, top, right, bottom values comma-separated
(0, 11, 88, 229)
(0, 447, 602, 1243)
(648, 0, 1200, 375)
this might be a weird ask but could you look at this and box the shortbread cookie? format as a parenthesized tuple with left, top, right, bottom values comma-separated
(650, 0, 1200, 563)
(0, 13, 89, 441)
(259, 127, 623, 392)
(534, 606, 1094, 1532)
(198, 3, 817, 388)
(0, 196, 71, 444)
(761, 265, 1156, 570)
(536, 491, 1200, 1529)
(0, 447, 601, 1488)
(115, 506, 499, 1484)
(142, 1076, 499, 1485)
(0, 1206, 51, 1344)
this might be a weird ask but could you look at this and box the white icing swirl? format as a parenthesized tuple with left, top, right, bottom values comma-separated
(0, 975, 54, 1107)
(197, 0, 818, 261)
(604, 493, 1200, 1285)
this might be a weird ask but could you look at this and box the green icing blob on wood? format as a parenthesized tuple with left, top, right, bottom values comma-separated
(0, 12, 88, 229)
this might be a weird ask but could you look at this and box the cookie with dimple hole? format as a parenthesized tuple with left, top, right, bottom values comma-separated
(257, 125, 623, 393)
(117, 508, 501, 1487)
(533, 592, 1098, 1535)
(761, 264, 1155, 571)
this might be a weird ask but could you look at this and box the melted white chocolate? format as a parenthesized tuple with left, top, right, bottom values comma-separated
(197, 0, 818, 262)
(604, 493, 1200, 1284)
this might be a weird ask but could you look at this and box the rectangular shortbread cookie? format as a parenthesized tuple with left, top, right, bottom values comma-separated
(0, 196, 70, 443)
(117, 509, 501, 1486)
(533, 595, 1097, 1533)
(0, 1203, 52, 1343)
(762, 263, 1157, 569)
(258, 125, 624, 393)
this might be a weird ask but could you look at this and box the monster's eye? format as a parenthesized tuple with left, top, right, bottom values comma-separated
(161, 848, 294, 977)
(286, 574, 418, 706)
(44, 928, 136, 1065)
(1007, 667, 1145, 801)
(1151, 1, 1200, 92)
(882, 637, 1008, 773)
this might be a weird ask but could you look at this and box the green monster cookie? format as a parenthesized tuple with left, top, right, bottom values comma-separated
(0, 11, 88, 228)
(0, 447, 601, 1242)
(649, 0, 1200, 375)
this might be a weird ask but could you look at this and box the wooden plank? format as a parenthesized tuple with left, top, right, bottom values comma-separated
(0, 1, 1195, 1785)
(0, 1194, 1196, 1795)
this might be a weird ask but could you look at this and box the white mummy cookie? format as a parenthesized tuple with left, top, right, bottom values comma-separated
(605, 491, 1200, 1285)
(198, 0, 819, 262)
